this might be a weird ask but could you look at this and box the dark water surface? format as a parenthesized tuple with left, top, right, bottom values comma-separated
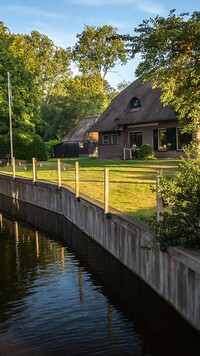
(0, 207, 200, 356)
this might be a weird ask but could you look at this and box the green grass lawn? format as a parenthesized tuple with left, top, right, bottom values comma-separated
(0, 157, 180, 219)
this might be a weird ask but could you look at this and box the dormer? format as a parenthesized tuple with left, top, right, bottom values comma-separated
(128, 97, 141, 112)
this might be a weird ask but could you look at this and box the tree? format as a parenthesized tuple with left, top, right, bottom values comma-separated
(123, 10, 200, 132)
(41, 74, 116, 140)
(0, 131, 47, 160)
(72, 25, 127, 92)
(15, 30, 72, 101)
(0, 24, 73, 139)
(154, 145, 200, 248)
(1, 22, 120, 148)
(117, 80, 131, 92)
(0, 22, 40, 134)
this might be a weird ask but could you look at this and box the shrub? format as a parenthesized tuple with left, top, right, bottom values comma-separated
(154, 144, 200, 248)
(0, 131, 47, 161)
(138, 144, 155, 160)
(45, 140, 60, 158)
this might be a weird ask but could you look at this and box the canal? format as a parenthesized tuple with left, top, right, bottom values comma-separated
(0, 209, 200, 355)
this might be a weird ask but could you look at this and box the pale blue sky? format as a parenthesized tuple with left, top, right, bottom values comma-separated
(0, 0, 199, 87)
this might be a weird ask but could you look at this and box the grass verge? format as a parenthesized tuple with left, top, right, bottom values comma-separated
(0, 157, 180, 219)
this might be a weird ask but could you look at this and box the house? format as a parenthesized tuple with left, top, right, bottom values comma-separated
(91, 79, 197, 159)
(52, 115, 99, 158)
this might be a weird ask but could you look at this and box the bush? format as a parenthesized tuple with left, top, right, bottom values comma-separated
(154, 144, 200, 248)
(138, 144, 155, 160)
(45, 140, 60, 158)
(0, 131, 47, 161)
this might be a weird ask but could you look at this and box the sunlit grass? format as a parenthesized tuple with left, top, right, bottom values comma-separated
(0, 157, 180, 218)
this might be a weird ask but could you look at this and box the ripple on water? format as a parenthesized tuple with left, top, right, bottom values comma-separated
(0, 213, 200, 356)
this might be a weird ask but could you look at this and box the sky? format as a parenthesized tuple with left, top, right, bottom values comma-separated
(0, 0, 199, 88)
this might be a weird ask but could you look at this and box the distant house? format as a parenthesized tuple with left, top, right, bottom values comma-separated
(91, 79, 199, 159)
(52, 115, 99, 158)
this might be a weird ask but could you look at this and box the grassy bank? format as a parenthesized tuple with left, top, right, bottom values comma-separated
(0, 157, 180, 218)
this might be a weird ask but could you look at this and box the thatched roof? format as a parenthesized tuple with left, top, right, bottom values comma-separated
(61, 115, 99, 143)
(91, 79, 176, 132)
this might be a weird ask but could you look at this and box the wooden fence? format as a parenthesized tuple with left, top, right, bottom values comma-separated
(5, 157, 163, 219)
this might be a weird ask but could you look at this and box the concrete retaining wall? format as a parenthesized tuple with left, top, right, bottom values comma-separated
(0, 174, 199, 332)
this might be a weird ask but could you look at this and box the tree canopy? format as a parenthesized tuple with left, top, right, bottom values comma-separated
(0, 23, 40, 134)
(0, 22, 122, 146)
(41, 74, 115, 140)
(123, 10, 200, 132)
(18, 30, 72, 101)
(72, 25, 127, 91)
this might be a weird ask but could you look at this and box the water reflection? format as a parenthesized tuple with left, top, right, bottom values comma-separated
(0, 201, 200, 355)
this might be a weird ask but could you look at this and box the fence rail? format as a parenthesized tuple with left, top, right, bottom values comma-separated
(0, 157, 173, 219)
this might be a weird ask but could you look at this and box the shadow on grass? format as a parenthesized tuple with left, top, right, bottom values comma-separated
(126, 206, 156, 220)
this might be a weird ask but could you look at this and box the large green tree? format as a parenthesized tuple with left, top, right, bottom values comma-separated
(123, 10, 200, 132)
(41, 74, 116, 140)
(0, 24, 72, 137)
(18, 31, 72, 101)
(1, 22, 119, 146)
(72, 25, 127, 92)
(0, 22, 39, 134)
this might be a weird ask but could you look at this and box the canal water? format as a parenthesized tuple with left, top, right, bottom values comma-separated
(0, 209, 200, 356)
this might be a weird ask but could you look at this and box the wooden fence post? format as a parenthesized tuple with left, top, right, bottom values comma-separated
(156, 175, 163, 222)
(57, 158, 61, 187)
(104, 167, 109, 214)
(12, 157, 15, 179)
(75, 161, 79, 198)
(32, 157, 37, 183)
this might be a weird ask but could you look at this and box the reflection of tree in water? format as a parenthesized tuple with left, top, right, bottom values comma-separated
(0, 208, 200, 356)
(0, 214, 69, 325)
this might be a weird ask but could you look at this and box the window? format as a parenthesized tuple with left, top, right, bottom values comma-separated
(79, 142, 83, 149)
(101, 133, 118, 145)
(132, 98, 141, 108)
(177, 128, 192, 150)
(128, 97, 141, 111)
(111, 134, 118, 145)
(129, 132, 142, 148)
(102, 134, 109, 144)
(154, 127, 192, 152)
(158, 129, 167, 150)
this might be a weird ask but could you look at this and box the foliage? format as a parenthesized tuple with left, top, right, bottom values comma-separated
(0, 23, 40, 134)
(117, 80, 131, 92)
(0, 131, 47, 161)
(123, 10, 200, 132)
(138, 144, 155, 160)
(72, 25, 127, 91)
(0, 23, 72, 137)
(18, 30, 72, 101)
(45, 140, 60, 158)
(155, 145, 200, 248)
(41, 97, 68, 140)
(41, 74, 116, 140)
(1, 21, 119, 143)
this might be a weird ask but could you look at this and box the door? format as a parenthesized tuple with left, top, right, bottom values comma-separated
(129, 132, 142, 148)
(129, 132, 142, 158)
